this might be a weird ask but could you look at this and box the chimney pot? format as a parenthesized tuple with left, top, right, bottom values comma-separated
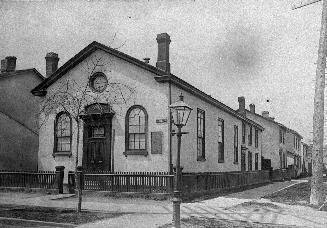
(5, 56, 17, 72)
(238, 96, 246, 116)
(249, 103, 255, 113)
(262, 111, 269, 118)
(156, 33, 171, 73)
(45, 52, 59, 77)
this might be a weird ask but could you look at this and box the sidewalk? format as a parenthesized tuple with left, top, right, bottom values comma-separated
(0, 180, 326, 228)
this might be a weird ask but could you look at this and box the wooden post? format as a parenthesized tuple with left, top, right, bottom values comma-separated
(292, 0, 327, 207)
(311, 0, 327, 206)
(55, 166, 65, 194)
(68, 171, 75, 194)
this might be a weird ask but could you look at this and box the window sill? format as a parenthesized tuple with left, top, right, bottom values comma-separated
(123, 150, 148, 157)
(197, 157, 206, 162)
(218, 159, 224, 163)
(52, 152, 72, 157)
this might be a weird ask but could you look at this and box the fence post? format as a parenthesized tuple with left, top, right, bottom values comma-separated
(55, 166, 65, 194)
(68, 171, 75, 194)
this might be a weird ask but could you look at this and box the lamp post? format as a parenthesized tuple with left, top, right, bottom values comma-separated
(169, 93, 192, 228)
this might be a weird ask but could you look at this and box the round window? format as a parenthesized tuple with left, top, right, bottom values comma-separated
(89, 73, 108, 93)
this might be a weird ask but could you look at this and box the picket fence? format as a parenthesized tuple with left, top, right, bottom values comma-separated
(68, 171, 173, 193)
(0, 170, 57, 189)
(182, 170, 271, 195)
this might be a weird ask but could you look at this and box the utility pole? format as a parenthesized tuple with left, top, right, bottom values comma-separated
(293, 0, 327, 206)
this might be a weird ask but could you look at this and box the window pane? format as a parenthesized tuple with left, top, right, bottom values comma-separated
(92, 126, 105, 137)
(57, 114, 70, 137)
(139, 141, 145, 149)
(139, 125, 145, 133)
(129, 126, 139, 133)
(127, 107, 147, 150)
(57, 137, 70, 152)
(56, 113, 71, 152)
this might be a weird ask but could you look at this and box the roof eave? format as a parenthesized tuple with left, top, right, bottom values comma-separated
(32, 41, 168, 95)
(155, 75, 264, 130)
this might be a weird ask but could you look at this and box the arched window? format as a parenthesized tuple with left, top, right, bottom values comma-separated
(125, 105, 148, 155)
(54, 112, 72, 154)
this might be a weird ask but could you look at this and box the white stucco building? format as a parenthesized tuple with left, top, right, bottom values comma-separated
(32, 33, 264, 178)
(238, 99, 303, 175)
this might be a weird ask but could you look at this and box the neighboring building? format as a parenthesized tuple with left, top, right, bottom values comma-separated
(0, 56, 44, 170)
(301, 142, 312, 175)
(237, 101, 284, 171)
(237, 100, 303, 176)
(284, 128, 303, 178)
(32, 33, 264, 179)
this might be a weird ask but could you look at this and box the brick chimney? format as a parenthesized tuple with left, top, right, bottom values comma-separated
(1, 59, 7, 73)
(45, 52, 59, 77)
(156, 33, 171, 73)
(249, 104, 255, 113)
(262, 111, 269, 118)
(238, 96, 246, 116)
(1, 56, 17, 72)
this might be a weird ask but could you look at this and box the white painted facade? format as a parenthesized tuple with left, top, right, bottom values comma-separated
(35, 35, 264, 182)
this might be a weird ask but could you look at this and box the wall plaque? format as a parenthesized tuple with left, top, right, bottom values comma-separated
(151, 131, 163, 154)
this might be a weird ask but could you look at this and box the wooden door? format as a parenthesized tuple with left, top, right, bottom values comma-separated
(83, 123, 111, 171)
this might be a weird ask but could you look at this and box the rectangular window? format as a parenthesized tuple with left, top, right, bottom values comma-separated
(242, 122, 246, 144)
(283, 153, 287, 168)
(279, 130, 282, 143)
(294, 136, 296, 148)
(218, 118, 224, 163)
(248, 126, 252, 146)
(255, 129, 259, 148)
(91, 126, 105, 138)
(248, 151, 252, 171)
(234, 125, 238, 163)
(283, 131, 285, 144)
(197, 109, 205, 160)
(255, 153, 258, 170)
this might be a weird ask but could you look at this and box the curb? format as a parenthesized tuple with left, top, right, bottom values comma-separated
(0, 216, 75, 227)
(181, 215, 312, 228)
(265, 181, 301, 196)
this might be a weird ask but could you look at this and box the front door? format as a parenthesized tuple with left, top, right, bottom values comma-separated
(83, 123, 111, 171)
(241, 150, 246, 172)
(81, 103, 114, 172)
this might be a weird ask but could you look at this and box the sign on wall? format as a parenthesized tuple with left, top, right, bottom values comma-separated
(151, 131, 163, 154)
(156, 118, 167, 124)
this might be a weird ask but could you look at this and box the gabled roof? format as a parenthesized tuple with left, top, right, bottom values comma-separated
(31, 41, 263, 130)
(31, 41, 167, 95)
(0, 68, 45, 81)
(245, 109, 302, 139)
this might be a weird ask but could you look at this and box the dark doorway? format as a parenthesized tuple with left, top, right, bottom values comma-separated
(241, 150, 246, 172)
(81, 104, 114, 172)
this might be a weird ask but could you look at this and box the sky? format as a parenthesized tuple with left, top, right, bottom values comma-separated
(0, 0, 323, 142)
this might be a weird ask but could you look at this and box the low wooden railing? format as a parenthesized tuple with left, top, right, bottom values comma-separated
(0, 170, 57, 189)
(68, 171, 174, 193)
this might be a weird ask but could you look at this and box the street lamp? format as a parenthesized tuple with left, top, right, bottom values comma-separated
(169, 93, 192, 228)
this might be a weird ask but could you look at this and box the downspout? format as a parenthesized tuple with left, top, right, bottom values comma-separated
(168, 78, 173, 174)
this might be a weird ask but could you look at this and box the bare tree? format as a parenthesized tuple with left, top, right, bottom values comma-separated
(39, 53, 135, 212)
